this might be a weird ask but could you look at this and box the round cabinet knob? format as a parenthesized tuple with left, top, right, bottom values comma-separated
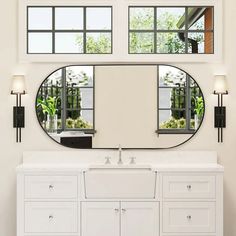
(49, 184, 54, 190)
(49, 215, 54, 220)
(114, 208, 119, 212)
(187, 185, 192, 190)
(187, 215, 192, 220)
(121, 209, 126, 213)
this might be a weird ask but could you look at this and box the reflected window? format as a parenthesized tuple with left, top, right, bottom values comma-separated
(27, 6, 112, 54)
(36, 66, 94, 134)
(129, 6, 214, 54)
(158, 65, 204, 133)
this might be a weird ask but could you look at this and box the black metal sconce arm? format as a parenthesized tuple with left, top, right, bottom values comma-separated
(214, 92, 227, 143)
(11, 92, 25, 143)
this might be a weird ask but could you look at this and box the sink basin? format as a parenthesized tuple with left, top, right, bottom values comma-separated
(84, 166, 157, 199)
(88, 164, 152, 170)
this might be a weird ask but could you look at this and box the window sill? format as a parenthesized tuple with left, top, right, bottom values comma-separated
(19, 53, 222, 63)
(157, 129, 195, 134)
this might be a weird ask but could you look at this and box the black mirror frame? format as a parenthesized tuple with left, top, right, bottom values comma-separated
(35, 63, 205, 150)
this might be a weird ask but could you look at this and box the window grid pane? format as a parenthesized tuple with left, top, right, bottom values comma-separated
(27, 6, 112, 54)
(129, 6, 214, 54)
(65, 66, 94, 130)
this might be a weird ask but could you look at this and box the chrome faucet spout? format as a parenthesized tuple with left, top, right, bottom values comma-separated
(118, 144, 123, 165)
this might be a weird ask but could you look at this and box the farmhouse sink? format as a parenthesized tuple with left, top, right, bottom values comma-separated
(88, 164, 152, 169)
(84, 166, 157, 199)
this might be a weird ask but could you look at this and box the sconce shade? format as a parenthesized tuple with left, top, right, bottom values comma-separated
(214, 75, 228, 94)
(11, 75, 27, 94)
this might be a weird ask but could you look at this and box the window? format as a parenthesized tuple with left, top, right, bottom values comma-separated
(37, 66, 94, 133)
(27, 7, 112, 54)
(158, 65, 204, 133)
(20, 0, 222, 62)
(129, 6, 214, 54)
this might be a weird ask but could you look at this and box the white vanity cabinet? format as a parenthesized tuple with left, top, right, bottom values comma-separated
(81, 201, 159, 236)
(16, 152, 224, 236)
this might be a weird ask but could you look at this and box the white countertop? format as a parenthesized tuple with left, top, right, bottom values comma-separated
(16, 163, 224, 172)
(16, 150, 224, 173)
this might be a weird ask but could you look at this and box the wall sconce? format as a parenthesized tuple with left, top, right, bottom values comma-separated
(11, 75, 27, 143)
(213, 75, 228, 143)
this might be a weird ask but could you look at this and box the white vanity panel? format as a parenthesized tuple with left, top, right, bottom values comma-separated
(81, 202, 120, 236)
(25, 175, 78, 199)
(162, 201, 216, 233)
(25, 201, 78, 233)
(162, 175, 216, 199)
(121, 202, 159, 236)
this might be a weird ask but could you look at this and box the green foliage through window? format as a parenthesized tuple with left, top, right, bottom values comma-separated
(27, 6, 112, 54)
(129, 6, 214, 54)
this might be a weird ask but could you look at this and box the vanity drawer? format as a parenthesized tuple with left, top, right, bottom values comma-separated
(24, 176, 78, 199)
(163, 202, 215, 233)
(162, 175, 215, 199)
(25, 202, 78, 233)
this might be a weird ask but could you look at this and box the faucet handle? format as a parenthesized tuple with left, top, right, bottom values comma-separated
(129, 157, 136, 165)
(105, 156, 111, 165)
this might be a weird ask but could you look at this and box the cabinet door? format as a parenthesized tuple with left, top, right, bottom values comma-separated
(81, 202, 120, 236)
(121, 202, 159, 236)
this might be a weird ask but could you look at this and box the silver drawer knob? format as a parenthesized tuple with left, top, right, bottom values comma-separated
(49, 215, 54, 220)
(187, 185, 192, 190)
(49, 184, 54, 190)
(122, 209, 126, 213)
(187, 215, 192, 220)
(114, 208, 119, 212)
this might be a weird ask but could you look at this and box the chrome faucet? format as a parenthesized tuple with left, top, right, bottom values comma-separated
(117, 144, 123, 165)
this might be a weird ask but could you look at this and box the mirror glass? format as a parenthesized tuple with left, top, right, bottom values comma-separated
(36, 64, 205, 149)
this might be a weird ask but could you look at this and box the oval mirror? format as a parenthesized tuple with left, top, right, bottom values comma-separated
(36, 64, 205, 149)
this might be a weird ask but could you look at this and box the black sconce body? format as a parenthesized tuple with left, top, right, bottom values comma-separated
(12, 92, 25, 143)
(214, 92, 227, 143)
(214, 106, 226, 129)
(13, 107, 25, 128)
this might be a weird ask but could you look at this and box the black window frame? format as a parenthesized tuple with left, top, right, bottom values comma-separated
(157, 65, 204, 134)
(128, 6, 214, 54)
(27, 6, 113, 54)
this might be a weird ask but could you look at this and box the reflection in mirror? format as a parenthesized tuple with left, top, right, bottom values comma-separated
(158, 65, 204, 133)
(36, 66, 94, 148)
(36, 65, 204, 149)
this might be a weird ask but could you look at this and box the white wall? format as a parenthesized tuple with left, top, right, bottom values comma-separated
(94, 65, 191, 148)
(0, 0, 235, 235)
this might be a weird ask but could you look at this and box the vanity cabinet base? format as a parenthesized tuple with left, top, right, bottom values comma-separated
(17, 169, 223, 236)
